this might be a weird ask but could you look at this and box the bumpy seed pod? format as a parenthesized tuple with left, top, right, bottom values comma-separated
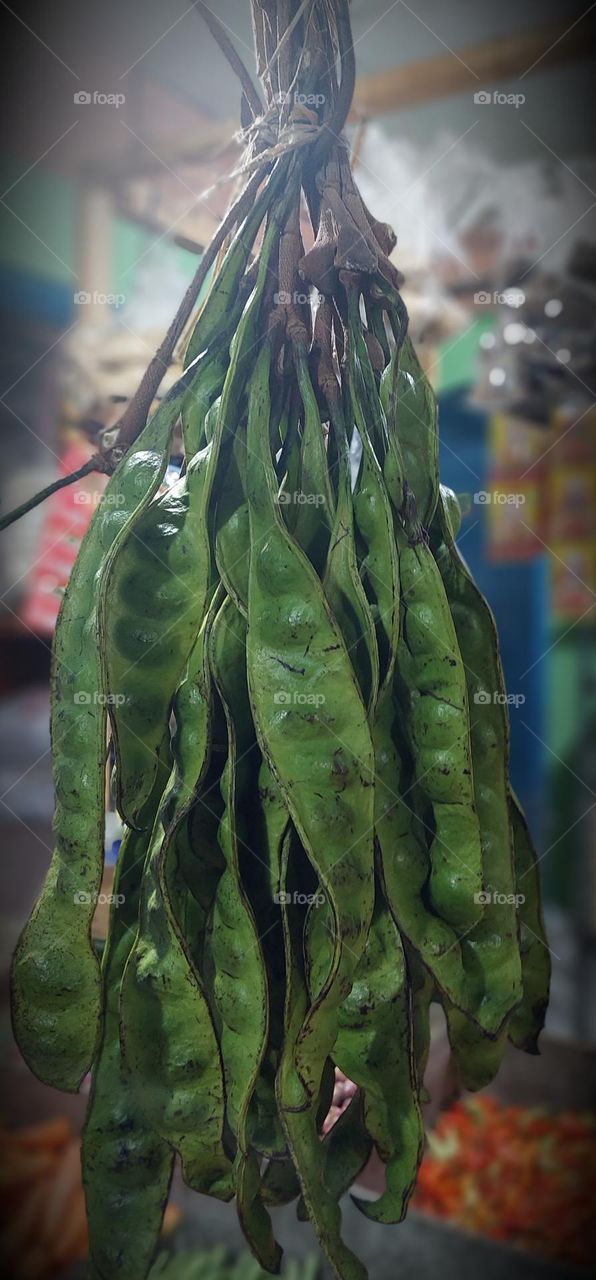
(245, 343, 375, 1109)
(82, 753, 174, 1280)
(10, 397, 177, 1091)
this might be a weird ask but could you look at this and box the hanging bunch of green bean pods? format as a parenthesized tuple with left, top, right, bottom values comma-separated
(9, 4, 550, 1279)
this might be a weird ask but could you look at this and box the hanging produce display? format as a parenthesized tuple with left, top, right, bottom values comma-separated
(5, 4, 551, 1279)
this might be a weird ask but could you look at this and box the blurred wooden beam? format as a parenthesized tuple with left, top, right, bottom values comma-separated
(90, 120, 235, 184)
(350, 16, 596, 118)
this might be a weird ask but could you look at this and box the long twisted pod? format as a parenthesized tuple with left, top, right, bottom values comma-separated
(209, 199, 302, 616)
(317, 306, 380, 715)
(82, 754, 174, 1280)
(181, 347, 228, 458)
(377, 312, 484, 932)
(395, 531, 484, 932)
(435, 492, 522, 1037)
(296, 1093, 372, 1220)
(214, 424, 251, 615)
(351, 915, 424, 1226)
(290, 341, 334, 575)
(10, 396, 176, 1090)
(104, 218, 281, 828)
(102, 452, 214, 829)
(344, 287, 400, 696)
(119, 610, 233, 1200)
(183, 157, 290, 368)
(245, 341, 375, 1107)
(207, 596, 281, 1273)
(119, 863, 233, 1198)
(276, 831, 368, 1280)
(161, 602, 226, 953)
(305, 891, 423, 1224)
(406, 945, 434, 1098)
(261, 1064, 364, 1212)
(508, 789, 550, 1053)
(373, 692, 474, 1017)
(243, 758, 289, 1162)
(380, 335, 438, 529)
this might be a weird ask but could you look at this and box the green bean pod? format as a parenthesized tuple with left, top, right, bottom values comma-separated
(260, 1060, 337, 1209)
(104, 224, 279, 829)
(290, 343, 334, 575)
(306, 892, 423, 1224)
(82, 755, 174, 1280)
(245, 342, 375, 1107)
(10, 397, 176, 1091)
(120, 842, 232, 1199)
(276, 831, 367, 1280)
(508, 789, 550, 1053)
(397, 531, 484, 931)
(446, 1008, 509, 1091)
(214, 425, 251, 615)
(345, 300, 400, 695)
(244, 758, 290, 1161)
(434, 496, 522, 1033)
(406, 945, 434, 1098)
(119, 614, 233, 1200)
(373, 692, 473, 1016)
(207, 597, 281, 1272)
(296, 1093, 372, 1221)
(184, 158, 289, 368)
(206, 597, 270, 1140)
(323, 391, 380, 715)
(181, 347, 227, 458)
(102, 450, 214, 829)
(162, 597, 226, 949)
(380, 335, 438, 529)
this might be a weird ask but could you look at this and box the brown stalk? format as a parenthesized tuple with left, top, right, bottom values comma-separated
(194, 1, 263, 120)
(107, 164, 268, 457)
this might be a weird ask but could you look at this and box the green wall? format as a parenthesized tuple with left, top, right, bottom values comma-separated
(0, 157, 199, 294)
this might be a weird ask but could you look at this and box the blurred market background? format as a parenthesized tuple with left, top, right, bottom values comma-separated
(0, 1, 595, 1277)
